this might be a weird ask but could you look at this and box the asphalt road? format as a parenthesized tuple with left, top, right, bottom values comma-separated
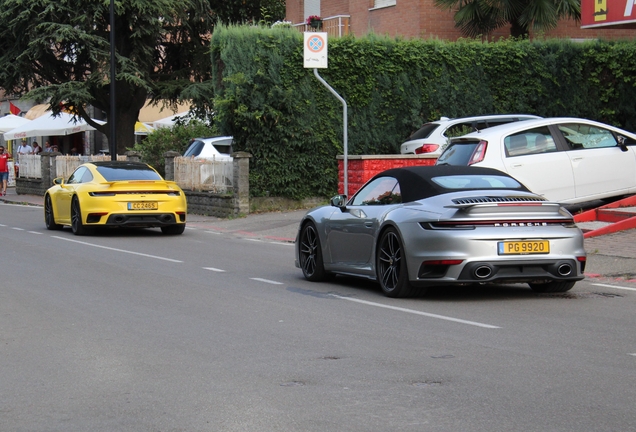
(2, 202, 636, 431)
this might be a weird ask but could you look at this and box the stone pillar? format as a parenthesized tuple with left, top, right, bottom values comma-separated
(232, 152, 252, 215)
(125, 151, 142, 163)
(163, 151, 181, 181)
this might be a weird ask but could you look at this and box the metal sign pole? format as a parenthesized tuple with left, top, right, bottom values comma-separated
(313, 68, 348, 197)
(109, 0, 117, 160)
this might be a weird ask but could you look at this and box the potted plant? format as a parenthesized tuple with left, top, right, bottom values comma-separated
(306, 15, 322, 29)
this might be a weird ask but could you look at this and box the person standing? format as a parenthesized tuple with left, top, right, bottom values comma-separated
(32, 142, 42, 154)
(44, 141, 52, 152)
(18, 141, 33, 155)
(0, 146, 12, 196)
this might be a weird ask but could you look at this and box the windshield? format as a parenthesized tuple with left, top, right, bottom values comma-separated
(436, 142, 480, 166)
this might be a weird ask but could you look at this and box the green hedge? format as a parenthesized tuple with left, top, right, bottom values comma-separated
(210, 26, 636, 199)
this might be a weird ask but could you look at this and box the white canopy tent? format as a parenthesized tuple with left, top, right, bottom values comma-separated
(0, 114, 31, 133)
(152, 111, 190, 129)
(3, 111, 98, 140)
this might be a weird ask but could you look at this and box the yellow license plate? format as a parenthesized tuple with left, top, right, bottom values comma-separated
(498, 240, 549, 255)
(128, 201, 158, 210)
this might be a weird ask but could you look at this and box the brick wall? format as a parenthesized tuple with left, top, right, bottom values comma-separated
(287, 0, 636, 41)
(337, 154, 437, 196)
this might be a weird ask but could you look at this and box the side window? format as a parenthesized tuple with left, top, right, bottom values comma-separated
(505, 127, 557, 157)
(445, 122, 477, 139)
(558, 123, 618, 149)
(351, 177, 401, 206)
(67, 167, 87, 184)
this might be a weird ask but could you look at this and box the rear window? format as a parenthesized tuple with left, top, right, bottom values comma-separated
(96, 165, 162, 181)
(408, 123, 439, 140)
(432, 174, 522, 190)
(436, 142, 480, 166)
(183, 140, 205, 157)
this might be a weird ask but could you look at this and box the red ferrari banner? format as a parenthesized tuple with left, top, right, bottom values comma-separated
(581, 0, 636, 28)
(9, 102, 21, 115)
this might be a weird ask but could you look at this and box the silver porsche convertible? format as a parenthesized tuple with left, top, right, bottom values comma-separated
(295, 166, 586, 298)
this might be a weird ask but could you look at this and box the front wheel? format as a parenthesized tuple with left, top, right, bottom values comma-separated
(529, 281, 576, 293)
(298, 222, 328, 281)
(44, 194, 62, 230)
(376, 228, 414, 298)
(161, 224, 186, 235)
(71, 196, 90, 236)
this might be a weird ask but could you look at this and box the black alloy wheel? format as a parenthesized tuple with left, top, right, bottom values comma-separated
(161, 224, 186, 235)
(529, 281, 576, 293)
(299, 222, 328, 281)
(44, 194, 62, 230)
(71, 196, 89, 236)
(376, 228, 414, 298)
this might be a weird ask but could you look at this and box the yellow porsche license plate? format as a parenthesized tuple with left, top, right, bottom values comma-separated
(498, 240, 549, 255)
(128, 201, 158, 210)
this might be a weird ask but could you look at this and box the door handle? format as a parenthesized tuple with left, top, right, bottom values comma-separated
(364, 222, 373, 228)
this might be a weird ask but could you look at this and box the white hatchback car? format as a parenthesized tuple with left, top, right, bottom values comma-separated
(183, 136, 233, 160)
(436, 117, 636, 204)
(400, 114, 541, 156)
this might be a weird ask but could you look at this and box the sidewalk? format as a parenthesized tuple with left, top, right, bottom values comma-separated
(2, 186, 635, 282)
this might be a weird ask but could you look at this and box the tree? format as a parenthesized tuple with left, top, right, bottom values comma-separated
(0, 0, 215, 154)
(210, 0, 286, 25)
(434, 0, 581, 38)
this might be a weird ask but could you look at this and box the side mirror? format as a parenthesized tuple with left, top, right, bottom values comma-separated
(53, 177, 64, 186)
(330, 194, 347, 209)
(617, 135, 634, 152)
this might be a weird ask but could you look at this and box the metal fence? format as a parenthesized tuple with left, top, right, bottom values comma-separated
(174, 156, 234, 193)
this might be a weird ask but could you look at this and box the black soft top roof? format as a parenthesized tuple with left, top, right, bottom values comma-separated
(368, 165, 529, 203)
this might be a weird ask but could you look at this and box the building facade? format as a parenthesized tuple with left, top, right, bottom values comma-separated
(287, 0, 636, 40)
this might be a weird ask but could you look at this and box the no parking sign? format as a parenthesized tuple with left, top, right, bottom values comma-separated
(304, 32, 328, 69)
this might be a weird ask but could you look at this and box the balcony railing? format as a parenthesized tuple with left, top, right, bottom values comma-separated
(294, 15, 351, 37)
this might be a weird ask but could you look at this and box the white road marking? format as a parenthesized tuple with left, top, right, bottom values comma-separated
(28, 231, 43, 235)
(205, 231, 221, 235)
(245, 238, 263, 242)
(629, 353, 636, 357)
(591, 283, 636, 292)
(203, 267, 226, 272)
(251, 278, 284, 285)
(11, 227, 24, 231)
(52, 236, 183, 262)
(329, 294, 501, 329)
(0, 224, 5, 227)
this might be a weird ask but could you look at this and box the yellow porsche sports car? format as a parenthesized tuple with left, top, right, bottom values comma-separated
(44, 161, 187, 235)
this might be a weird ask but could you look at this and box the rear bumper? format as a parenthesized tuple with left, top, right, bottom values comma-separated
(90, 212, 186, 227)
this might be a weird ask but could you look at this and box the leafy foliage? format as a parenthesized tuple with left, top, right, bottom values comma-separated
(433, 0, 581, 38)
(131, 120, 219, 176)
(210, 27, 636, 199)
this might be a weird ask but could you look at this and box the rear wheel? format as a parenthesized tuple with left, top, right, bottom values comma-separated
(298, 222, 328, 281)
(376, 228, 414, 298)
(44, 194, 62, 230)
(161, 224, 186, 235)
(71, 196, 90, 236)
(529, 281, 576, 293)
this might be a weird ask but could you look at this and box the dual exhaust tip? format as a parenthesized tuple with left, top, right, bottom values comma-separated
(472, 263, 573, 279)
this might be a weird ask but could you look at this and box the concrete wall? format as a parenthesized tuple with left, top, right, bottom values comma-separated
(15, 151, 253, 218)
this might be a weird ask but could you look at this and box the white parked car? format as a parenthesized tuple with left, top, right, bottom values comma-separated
(182, 136, 234, 190)
(400, 114, 541, 156)
(183, 136, 233, 160)
(436, 117, 636, 204)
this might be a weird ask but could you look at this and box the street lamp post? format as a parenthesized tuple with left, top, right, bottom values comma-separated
(109, 0, 117, 160)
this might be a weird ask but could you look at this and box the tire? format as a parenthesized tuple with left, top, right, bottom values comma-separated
(529, 281, 576, 293)
(298, 222, 328, 281)
(161, 224, 186, 235)
(44, 194, 62, 230)
(71, 196, 90, 236)
(376, 227, 414, 298)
